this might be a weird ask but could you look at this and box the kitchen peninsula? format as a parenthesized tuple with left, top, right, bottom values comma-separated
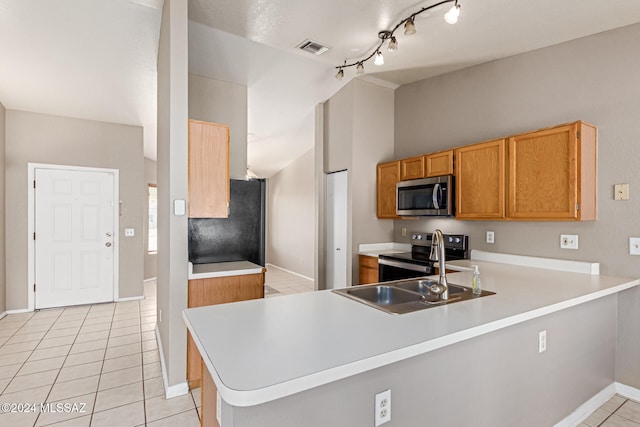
(183, 252, 639, 426)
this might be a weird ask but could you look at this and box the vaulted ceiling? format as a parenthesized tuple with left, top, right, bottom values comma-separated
(2, 0, 640, 177)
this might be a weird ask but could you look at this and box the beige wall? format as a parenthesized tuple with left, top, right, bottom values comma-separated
(144, 157, 157, 280)
(266, 149, 315, 278)
(4, 110, 144, 309)
(393, 22, 640, 388)
(393, 22, 640, 278)
(156, 0, 189, 390)
(0, 102, 5, 314)
(322, 79, 395, 286)
(188, 73, 248, 179)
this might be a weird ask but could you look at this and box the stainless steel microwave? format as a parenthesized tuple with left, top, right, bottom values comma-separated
(396, 175, 454, 216)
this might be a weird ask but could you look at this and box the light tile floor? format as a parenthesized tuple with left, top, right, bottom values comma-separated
(264, 265, 314, 297)
(581, 394, 640, 426)
(0, 281, 200, 427)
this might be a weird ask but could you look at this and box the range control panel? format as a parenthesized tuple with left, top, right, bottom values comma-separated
(411, 232, 468, 251)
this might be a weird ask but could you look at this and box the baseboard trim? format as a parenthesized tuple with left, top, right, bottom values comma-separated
(554, 382, 640, 427)
(616, 382, 640, 402)
(155, 325, 189, 399)
(0, 311, 6, 320)
(117, 296, 144, 302)
(144, 277, 157, 283)
(265, 263, 313, 282)
(6, 308, 31, 315)
(554, 383, 616, 427)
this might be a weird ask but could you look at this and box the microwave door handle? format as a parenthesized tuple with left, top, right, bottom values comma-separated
(432, 183, 440, 209)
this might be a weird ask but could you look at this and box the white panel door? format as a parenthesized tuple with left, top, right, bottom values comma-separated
(35, 168, 115, 309)
(326, 171, 348, 289)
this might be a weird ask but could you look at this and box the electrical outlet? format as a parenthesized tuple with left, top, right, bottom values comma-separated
(486, 231, 495, 244)
(560, 234, 579, 249)
(401, 227, 407, 237)
(375, 389, 391, 426)
(630, 237, 640, 255)
(538, 330, 547, 353)
(614, 183, 630, 200)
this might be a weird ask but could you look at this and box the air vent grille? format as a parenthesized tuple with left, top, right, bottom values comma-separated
(296, 39, 329, 56)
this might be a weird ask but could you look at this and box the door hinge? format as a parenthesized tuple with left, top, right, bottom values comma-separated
(33, 180, 36, 189)
(576, 203, 580, 211)
(33, 232, 36, 240)
(33, 284, 36, 292)
(576, 131, 581, 139)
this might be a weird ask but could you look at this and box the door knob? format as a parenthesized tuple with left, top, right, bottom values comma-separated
(105, 242, 112, 247)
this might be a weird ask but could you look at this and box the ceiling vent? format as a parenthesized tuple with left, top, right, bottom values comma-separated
(296, 39, 329, 56)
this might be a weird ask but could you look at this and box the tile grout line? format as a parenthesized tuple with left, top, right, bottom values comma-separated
(88, 303, 118, 427)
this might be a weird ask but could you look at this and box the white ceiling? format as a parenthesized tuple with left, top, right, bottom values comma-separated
(2, 1, 640, 176)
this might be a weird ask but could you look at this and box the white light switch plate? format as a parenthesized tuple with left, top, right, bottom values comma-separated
(630, 237, 640, 255)
(560, 234, 579, 250)
(174, 199, 186, 216)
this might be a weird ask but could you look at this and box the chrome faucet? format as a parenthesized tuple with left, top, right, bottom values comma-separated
(429, 229, 449, 300)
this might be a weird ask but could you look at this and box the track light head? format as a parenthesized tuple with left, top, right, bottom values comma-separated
(388, 36, 398, 52)
(374, 51, 384, 66)
(356, 62, 364, 74)
(404, 17, 416, 35)
(335, 68, 344, 80)
(445, 1, 461, 24)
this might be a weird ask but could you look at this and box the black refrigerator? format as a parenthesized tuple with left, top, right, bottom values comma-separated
(188, 179, 265, 266)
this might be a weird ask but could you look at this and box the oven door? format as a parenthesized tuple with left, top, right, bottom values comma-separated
(378, 258, 432, 282)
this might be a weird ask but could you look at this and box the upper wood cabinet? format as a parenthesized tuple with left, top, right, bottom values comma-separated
(377, 160, 401, 219)
(508, 121, 597, 220)
(188, 119, 230, 218)
(400, 156, 425, 180)
(455, 139, 506, 220)
(425, 150, 454, 177)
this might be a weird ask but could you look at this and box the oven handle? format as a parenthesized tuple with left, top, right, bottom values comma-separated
(378, 258, 431, 273)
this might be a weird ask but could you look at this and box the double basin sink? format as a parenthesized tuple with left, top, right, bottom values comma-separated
(333, 278, 495, 315)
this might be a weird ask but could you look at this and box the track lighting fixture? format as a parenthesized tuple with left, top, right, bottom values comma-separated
(334, 0, 462, 78)
(404, 17, 416, 36)
(444, 0, 461, 24)
(388, 36, 398, 52)
(374, 51, 384, 66)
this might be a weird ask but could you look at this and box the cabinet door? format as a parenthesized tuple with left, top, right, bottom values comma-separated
(377, 161, 401, 219)
(358, 255, 379, 285)
(455, 139, 506, 219)
(425, 150, 454, 177)
(508, 122, 595, 220)
(400, 156, 425, 180)
(188, 120, 230, 218)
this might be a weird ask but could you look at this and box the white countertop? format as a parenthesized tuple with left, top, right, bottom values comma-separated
(358, 242, 411, 257)
(183, 253, 638, 407)
(188, 261, 264, 280)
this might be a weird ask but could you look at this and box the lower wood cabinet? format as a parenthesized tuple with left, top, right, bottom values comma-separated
(187, 270, 265, 388)
(358, 255, 379, 285)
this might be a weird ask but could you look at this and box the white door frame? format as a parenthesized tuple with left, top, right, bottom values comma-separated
(27, 163, 120, 311)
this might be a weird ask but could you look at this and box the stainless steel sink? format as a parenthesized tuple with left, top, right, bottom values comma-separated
(333, 278, 495, 315)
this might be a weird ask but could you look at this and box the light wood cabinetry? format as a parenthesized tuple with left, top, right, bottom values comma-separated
(187, 271, 265, 387)
(377, 161, 401, 219)
(400, 156, 425, 180)
(455, 139, 507, 220)
(358, 255, 379, 284)
(508, 121, 597, 220)
(188, 119, 230, 218)
(425, 150, 454, 177)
